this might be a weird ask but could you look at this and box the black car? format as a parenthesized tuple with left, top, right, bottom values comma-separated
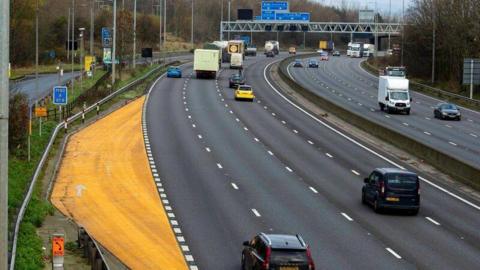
(434, 103, 461, 120)
(229, 73, 246, 88)
(332, 50, 340, 56)
(293, 59, 303, 68)
(242, 233, 315, 270)
(266, 51, 275, 57)
(308, 60, 319, 68)
(362, 168, 420, 215)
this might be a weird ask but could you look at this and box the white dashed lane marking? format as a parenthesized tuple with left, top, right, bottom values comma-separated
(267, 151, 274, 156)
(231, 183, 239, 190)
(341, 212, 354, 221)
(426, 217, 441, 226)
(449, 141, 457, 146)
(309, 187, 318, 193)
(307, 140, 314, 145)
(325, 153, 333, 158)
(386, 248, 402, 259)
(217, 163, 223, 169)
(252, 209, 261, 217)
(205, 147, 211, 152)
(285, 167, 293, 172)
(424, 131, 431, 136)
(351, 170, 360, 176)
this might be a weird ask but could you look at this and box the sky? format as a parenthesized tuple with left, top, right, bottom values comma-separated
(312, 0, 414, 14)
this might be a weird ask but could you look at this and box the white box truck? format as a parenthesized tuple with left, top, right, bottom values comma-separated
(230, 53, 243, 69)
(194, 49, 220, 79)
(378, 76, 411, 114)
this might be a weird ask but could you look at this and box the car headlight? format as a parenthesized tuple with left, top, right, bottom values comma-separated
(442, 111, 447, 115)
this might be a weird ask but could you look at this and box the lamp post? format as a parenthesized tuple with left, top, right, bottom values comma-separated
(112, 0, 117, 85)
(227, 0, 231, 40)
(431, 0, 436, 84)
(0, 0, 10, 268)
(79, 28, 85, 92)
(191, 0, 194, 47)
(133, 0, 137, 69)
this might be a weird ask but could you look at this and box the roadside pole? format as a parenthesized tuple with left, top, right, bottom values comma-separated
(470, 60, 474, 99)
(90, 0, 94, 56)
(163, 0, 166, 48)
(112, 0, 117, 85)
(67, 8, 70, 61)
(0, 0, 10, 268)
(35, 0, 41, 137)
(133, 0, 137, 69)
(71, 0, 76, 97)
(191, 0, 194, 47)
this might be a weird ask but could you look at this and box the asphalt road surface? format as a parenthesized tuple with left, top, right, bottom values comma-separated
(146, 54, 480, 269)
(287, 55, 480, 169)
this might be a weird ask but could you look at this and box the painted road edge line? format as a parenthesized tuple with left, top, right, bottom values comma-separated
(264, 60, 480, 212)
(143, 67, 199, 269)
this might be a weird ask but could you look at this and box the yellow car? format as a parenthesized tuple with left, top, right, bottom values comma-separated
(234, 85, 255, 101)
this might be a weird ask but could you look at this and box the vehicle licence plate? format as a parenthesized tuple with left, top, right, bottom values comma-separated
(386, 197, 399, 202)
(280, 267, 299, 270)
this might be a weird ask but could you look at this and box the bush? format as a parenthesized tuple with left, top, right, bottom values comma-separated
(9, 94, 29, 157)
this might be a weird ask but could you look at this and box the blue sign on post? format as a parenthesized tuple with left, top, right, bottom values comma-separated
(261, 1, 288, 11)
(53, 86, 68, 105)
(101, 27, 112, 48)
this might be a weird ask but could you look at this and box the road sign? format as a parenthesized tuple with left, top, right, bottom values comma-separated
(463, 59, 480, 85)
(275, 12, 310, 21)
(35, 107, 47, 117)
(84, 55, 95, 71)
(261, 11, 276, 20)
(261, 1, 288, 11)
(53, 86, 68, 105)
(52, 235, 65, 257)
(359, 10, 375, 23)
(102, 27, 112, 48)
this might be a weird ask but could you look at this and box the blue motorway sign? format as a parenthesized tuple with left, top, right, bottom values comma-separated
(275, 12, 310, 21)
(53, 86, 68, 105)
(261, 11, 276, 20)
(101, 27, 112, 48)
(261, 1, 288, 11)
(255, 16, 262, 20)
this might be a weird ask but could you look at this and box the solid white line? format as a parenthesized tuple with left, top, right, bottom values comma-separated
(425, 217, 441, 226)
(341, 212, 354, 221)
(285, 167, 293, 172)
(386, 248, 402, 259)
(268, 150, 274, 156)
(449, 141, 457, 146)
(309, 187, 318, 193)
(308, 140, 314, 145)
(252, 209, 261, 217)
(351, 170, 360, 176)
(263, 60, 480, 211)
(217, 163, 223, 169)
(205, 147, 211, 152)
(231, 183, 239, 190)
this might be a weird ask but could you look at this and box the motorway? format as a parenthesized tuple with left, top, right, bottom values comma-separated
(287, 56, 480, 169)
(146, 54, 480, 269)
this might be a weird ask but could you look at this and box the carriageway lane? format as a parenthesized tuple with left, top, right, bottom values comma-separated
(243, 56, 480, 268)
(148, 54, 480, 269)
(288, 56, 480, 169)
(146, 59, 409, 269)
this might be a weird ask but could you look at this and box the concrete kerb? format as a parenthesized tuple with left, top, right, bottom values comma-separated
(8, 61, 180, 270)
(276, 55, 480, 191)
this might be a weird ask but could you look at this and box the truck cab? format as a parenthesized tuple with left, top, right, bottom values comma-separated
(378, 76, 411, 114)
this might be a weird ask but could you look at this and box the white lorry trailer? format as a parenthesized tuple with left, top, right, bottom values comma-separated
(378, 76, 411, 114)
(194, 49, 220, 79)
(230, 53, 243, 69)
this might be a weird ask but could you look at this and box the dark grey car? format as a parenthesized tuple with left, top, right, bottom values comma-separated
(434, 103, 461, 120)
(242, 233, 315, 270)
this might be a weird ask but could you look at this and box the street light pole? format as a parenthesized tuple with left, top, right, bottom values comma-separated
(431, 0, 436, 84)
(112, 0, 117, 85)
(71, 0, 75, 97)
(163, 0, 166, 48)
(191, 0, 194, 47)
(228, 0, 231, 40)
(133, 0, 137, 69)
(67, 8, 70, 60)
(0, 0, 10, 268)
(401, 0, 405, 66)
(90, 0, 94, 56)
(220, 0, 223, 40)
(79, 28, 85, 92)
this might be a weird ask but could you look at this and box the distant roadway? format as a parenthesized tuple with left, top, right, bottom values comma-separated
(145, 54, 480, 269)
(287, 56, 480, 169)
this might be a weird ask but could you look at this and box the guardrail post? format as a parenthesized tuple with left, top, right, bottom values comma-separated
(64, 121, 68, 134)
(82, 110, 85, 124)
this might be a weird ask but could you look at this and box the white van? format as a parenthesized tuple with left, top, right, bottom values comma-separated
(378, 76, 411, 114)
(230, 53, 243, 69)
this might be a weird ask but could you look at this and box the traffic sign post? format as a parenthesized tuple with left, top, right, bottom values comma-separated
(51, 234, 65, 269)
(53, 86, 68, 105)
(101, 27, 112, 48)
(463, 58, 480, 99)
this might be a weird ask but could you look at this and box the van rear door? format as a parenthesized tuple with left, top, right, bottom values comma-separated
(385, 174, 419, 204)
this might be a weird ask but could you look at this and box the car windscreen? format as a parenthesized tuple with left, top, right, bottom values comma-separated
(442, 104, 457, 110)
(389, 92, 408, 100)
(239, 86, 251, 91)
(271, 249, 307, 264)
(387, 70, 405, 77)
(386, 174, 418, 190)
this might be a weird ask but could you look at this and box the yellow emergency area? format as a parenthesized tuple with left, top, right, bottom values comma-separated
(51, 97, 188, 270)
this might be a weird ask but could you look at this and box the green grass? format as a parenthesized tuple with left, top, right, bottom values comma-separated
(11, 64, 83, 80)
